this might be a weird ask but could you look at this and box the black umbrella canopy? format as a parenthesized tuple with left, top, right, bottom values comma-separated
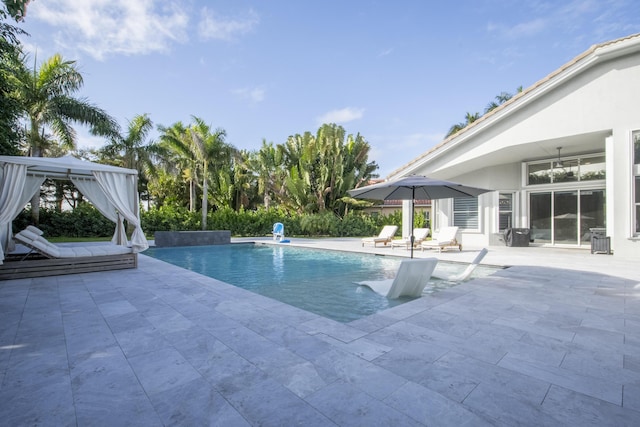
(348, 175, 491, 258)
(348, 175, 491, 201)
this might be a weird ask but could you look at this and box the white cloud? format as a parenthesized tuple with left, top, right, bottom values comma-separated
(378, 48, 393, 57)
(198, 8, 259, 41)
(232, 86, 265, 103)
(29, 0, 189, 60)
(487, 18, 547, 39)
(316, 107, 365, 125)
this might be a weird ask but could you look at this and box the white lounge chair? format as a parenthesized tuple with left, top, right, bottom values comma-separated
(362, 225, 398, 247)
(421, 226, 462, 252)
(357, 258, 438, 299)
(272, 222, 285, 241)
(2, 226, 138, 280)
(444, 248, 488, 281)
(391, 228, 431, 250)
(13, 226, 132, 258)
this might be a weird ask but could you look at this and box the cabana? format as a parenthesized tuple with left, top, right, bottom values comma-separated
(0, 155, 149, 275)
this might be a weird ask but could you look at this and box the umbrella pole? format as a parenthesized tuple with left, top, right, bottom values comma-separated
(410, 187, 415, 258)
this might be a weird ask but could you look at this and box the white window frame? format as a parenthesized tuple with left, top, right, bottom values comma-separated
(633, 130, 640, 236)
(453, 197, 479, 231)
(498, 192, 515, 231)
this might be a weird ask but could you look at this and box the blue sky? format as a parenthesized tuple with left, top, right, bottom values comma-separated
(17, 0, 640, 177)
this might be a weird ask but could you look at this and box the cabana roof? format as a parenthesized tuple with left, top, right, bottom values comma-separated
(0, 155, 138, 179)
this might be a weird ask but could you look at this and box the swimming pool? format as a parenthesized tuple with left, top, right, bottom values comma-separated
(145, 244, 493, 323)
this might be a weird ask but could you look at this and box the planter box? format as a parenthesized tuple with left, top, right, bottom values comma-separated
(154, 230, 231, 247)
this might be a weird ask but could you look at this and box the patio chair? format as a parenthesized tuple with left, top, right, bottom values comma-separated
(13, 226, 132, 258)
(421, 226, 462, 252)
(361, 225, 398, 247)
(357, 258, 438, 299)
(445, 248, 488, 281)
(272, 222, 285, 241)
(391, 228, 431, 250)
(2, 226, 138, 280)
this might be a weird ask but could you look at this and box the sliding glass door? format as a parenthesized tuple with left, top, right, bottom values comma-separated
(553, 191, 578, 245)
(529, 189, 605, 246)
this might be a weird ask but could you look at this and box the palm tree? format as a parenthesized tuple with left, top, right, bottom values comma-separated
(12, 53, 118, 156)
(246, 139, 283, 210)
(188, 117, 229, 229)
(157, 121, 197, 211)
(158, 117, 230, 229)
(10, 53, 118, 222)
(3, 0, 31, 21)
(99, 114, 158, 206)
(446, 112, 480, 138)
(0, 6, 25, 155)
(484, 91, 514, 114)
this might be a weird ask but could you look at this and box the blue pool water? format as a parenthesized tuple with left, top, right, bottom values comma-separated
(145, 244, 491, 323)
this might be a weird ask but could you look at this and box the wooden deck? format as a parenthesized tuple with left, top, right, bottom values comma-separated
(0, 252, 138, 280)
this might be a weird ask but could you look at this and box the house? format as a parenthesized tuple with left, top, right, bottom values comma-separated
(388, 33, 640, 257)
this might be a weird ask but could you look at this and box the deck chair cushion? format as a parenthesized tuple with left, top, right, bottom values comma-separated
(26, 225, 44, 236)
(18, 229, 41, 242)
(14, 229, 132, 258)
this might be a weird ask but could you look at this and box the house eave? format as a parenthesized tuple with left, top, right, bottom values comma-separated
(388, 32, 640, 180)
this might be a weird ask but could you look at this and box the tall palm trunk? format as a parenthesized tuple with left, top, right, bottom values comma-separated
(29, 145, 42, 224)
(201, 161, 208, 230)
(189, 179, 196, 212)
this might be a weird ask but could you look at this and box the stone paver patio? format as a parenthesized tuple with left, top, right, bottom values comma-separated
(1, 238, 639, 426)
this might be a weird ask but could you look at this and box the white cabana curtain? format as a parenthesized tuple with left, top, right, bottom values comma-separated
(71, 177, 127, 245)
(0, 163, 45, 263)
(93, 171, 148, 252)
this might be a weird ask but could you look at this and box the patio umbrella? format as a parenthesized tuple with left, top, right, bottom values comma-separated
(348, 175, 491, 257)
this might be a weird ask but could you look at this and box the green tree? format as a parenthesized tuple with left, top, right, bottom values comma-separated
(98, 113, 158, 206)
(0, 5, 25, 155)
(277, 124, 378, 215)
(446, 111, 480, 138)
(246, 139, 284, 209)
(188, 117, 231, 228)
(157, 121, 197, 211)
(9, 53, 119, 222)
(447, 86, 524, 137)
(11, 53, 118, 156)
(158, 117, 232, 229)
(2, 0, 30, 21)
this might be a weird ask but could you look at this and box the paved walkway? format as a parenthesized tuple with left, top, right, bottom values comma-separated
(1, 239, 639, 426)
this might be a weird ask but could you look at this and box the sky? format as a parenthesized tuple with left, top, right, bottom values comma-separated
(15, 0, 640, 177)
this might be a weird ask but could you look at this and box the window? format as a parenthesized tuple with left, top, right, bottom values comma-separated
(527, 162, 552, 185)
(527, 153, 605, 185)
(498, 193, 513, 231)
(580, 155, 606, 181)
(453, 197, 478, 229)
(634, 131, 640, 235)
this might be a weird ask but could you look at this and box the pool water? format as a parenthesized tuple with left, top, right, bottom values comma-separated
(145, 244, 492, 323)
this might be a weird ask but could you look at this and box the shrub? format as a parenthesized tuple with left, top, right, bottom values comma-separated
(13, 204, 413, 239)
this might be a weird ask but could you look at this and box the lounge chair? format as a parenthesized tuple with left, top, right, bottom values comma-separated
(272, 222, 285, 241)
(444, 248, 488, 281)
(14, 226, 132, 258)
(362, 225, 398, 247)
(357, 258, 438, 298)
(1, 226, 137, 280)
(421, 226, 462, 252)
(391, 228, 431, 250)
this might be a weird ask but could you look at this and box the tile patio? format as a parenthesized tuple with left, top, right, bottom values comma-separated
(1, 238, 639, 426)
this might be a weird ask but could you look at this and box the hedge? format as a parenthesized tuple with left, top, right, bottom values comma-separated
(13, 205, 429, 239)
